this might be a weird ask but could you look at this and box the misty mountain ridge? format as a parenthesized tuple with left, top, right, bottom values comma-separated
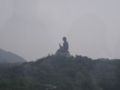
(0, 37, 120, 90)
(0, 48, 26, 63)
(0, 54, 120, 90)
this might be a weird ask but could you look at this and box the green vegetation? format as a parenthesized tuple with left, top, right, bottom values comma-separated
(0, 55, 120, 90)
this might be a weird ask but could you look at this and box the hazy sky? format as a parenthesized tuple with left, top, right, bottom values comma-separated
(0, 0, 120, 61)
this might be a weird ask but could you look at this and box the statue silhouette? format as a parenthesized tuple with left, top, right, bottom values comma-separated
(56, 37, 70, 56)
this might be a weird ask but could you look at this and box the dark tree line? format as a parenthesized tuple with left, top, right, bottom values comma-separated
(0, 55, 120, 90)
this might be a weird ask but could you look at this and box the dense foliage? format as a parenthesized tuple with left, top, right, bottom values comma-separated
(0, 55, 120, 90)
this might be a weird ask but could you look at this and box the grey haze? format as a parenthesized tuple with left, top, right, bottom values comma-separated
(0, 0, 120, 61)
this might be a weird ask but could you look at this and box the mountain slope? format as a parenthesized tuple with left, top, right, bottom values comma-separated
(0, 55, 120, 90)
(0, 49, 26, 63)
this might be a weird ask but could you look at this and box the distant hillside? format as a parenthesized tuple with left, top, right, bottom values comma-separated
(0, 55, 120, 90)
(0, 49, 26, 63)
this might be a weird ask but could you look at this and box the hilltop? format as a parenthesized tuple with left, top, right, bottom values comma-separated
(0, 55, 120, 90)
(0, 37, 120, 90)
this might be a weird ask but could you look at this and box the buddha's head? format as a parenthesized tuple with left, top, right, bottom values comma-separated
(63, 37, 67, 42)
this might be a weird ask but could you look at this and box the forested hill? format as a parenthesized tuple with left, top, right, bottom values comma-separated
(0, 55, 120, 90)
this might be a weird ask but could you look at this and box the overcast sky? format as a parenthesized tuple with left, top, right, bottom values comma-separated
(0, 0, 120, 61)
